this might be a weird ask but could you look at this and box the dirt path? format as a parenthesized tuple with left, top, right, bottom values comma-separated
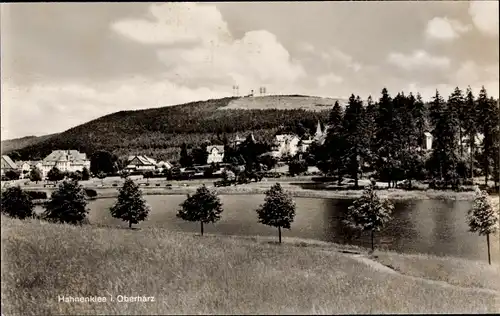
(348, 253, 500, 296)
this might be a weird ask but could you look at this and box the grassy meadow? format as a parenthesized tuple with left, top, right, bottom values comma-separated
(1, 215, 499, 315)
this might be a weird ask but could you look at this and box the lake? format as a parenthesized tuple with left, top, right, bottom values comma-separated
(36, 194, 499, 262)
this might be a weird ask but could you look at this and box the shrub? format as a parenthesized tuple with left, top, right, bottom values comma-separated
(288, 159, 308, 176)
(84, 188, 98, 198)
(25, 191, 48, 200)
(1, 186, 34, 219)
(43, 180, 89, 225)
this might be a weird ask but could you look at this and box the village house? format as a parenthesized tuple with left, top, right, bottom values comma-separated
(230, 134, 246, 147)
(125, 155, 157, 172)
(271, 134, 301, 158)
(18, 161, 43, 178)
(206, 145, 225, 164)
(461, 133, 484, 154)
(156, 160, 173, 172)
(272, 121, 327, 158)
(422, 132, 433, 151)
(1, 155, 18, 176)
(41, 150, 90, 178)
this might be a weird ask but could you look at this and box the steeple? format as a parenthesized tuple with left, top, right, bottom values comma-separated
(315, 120, 323, 138)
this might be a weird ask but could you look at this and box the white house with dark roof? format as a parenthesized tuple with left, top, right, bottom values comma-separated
(206, 145, 224, 164)
(41, 150, 90, 177)
(125, 155, 157, 171)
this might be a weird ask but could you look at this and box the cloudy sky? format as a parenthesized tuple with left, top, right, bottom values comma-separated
(1, 1, 499, 140)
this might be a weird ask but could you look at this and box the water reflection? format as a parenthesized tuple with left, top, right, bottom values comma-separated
(34, 194, 499, 261)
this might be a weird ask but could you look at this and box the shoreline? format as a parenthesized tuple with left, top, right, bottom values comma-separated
(28, 183, 484, 201)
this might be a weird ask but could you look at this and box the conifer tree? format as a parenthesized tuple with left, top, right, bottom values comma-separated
(463, 87, 478, 179)
(322, 101, 346, 182)
(256, 183, 296, 243)
(342, 94, 366, 188)
(110, 178, 150, 228)
(448, 87, 466, 159)
(467, 187, 499, 264)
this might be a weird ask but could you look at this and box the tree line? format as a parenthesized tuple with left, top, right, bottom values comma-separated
(312, 86, 499, 189)
(2, 178, 497, 264)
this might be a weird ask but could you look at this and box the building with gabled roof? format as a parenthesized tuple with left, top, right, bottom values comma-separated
(206, 145, 225, 164)
(41, 150, 90, 178)
(125, 155, 157, 171)
(1, 155, 18, 176)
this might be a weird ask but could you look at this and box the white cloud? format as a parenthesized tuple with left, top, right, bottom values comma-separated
(387, 50, 450, 70)
(317, 73, 344, 87)
(298, 42, 315, 53)
(469, 1, 499, 36)
(1, 78, 230, 140)
(112, 3, 305, 93)
(425, 17, 470, 41)
(111, 3, 232, 45)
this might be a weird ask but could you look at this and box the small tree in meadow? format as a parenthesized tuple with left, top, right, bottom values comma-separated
(1, 186, 34, 219)
(467, 187, 499, 265)
(29, 167, 43, 183)
(256, 183, 296, 243)
(177, 185, 223, 236)
(343, 185, 394, 252)
(43, 180, 89, 224)
(110, 178, 150, 228)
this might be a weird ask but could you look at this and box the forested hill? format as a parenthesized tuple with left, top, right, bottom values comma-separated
(6, 95, 334, 162)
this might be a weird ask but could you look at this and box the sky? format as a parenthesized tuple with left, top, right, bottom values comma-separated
(1, 1, 499, 140)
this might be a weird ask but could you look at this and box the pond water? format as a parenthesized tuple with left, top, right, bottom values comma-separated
(35, 194, 499, 261)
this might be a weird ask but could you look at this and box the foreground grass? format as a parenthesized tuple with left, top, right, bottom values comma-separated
(2, 216, 499, 315)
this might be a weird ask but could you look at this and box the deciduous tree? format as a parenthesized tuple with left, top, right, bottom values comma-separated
(1, 186, 34, 219)
(177, 185, 223, 235)
(343, 185, 393, 251)
(43, 180, 89, 224)
(467, 188, 499, 264)
(256, 183, 296, 243)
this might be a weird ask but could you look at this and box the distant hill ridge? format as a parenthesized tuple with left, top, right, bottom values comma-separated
(2, 95, 334, 161)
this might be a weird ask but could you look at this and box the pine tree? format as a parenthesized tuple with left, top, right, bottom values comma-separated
(177, 185, 223, 235)
(448, 87, 466, 159)
(342, 94, 366, 188)
(413, 93, 427, 149)
(110, 178, 150, 228)
(256, 183, 296, 243)
(375, 88, 400, 187)
(343, 185, 394, 251)
(364, 95, 377, 169)
(43, 180, 89, 224)
(463, 87, 478, 179)
(429, 90, 460, 187)
(29, 167, 43, 183)
(477, 87, 497, 186)
(467, 188, 499, 264)
(1, 186, 34, 219)
(179, 143, 192, 168)
(322, 101, 346, 182)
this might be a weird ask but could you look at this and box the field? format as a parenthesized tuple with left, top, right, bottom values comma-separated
(219, 95, 348, 111)
(1, 216, 499, 315)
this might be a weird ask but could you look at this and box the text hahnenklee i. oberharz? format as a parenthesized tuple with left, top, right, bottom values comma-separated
(58, 295, 156, 303)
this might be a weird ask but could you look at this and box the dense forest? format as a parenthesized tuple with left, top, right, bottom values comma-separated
(311, 86, 499, 189)
(6, 96, 329, 161)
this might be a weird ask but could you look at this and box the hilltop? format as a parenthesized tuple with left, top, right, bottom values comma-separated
(3, 95, 334, 161)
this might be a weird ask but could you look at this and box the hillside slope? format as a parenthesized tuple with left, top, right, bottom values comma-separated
(8, 96, 331, 161)
(1, 134, 57, 154)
